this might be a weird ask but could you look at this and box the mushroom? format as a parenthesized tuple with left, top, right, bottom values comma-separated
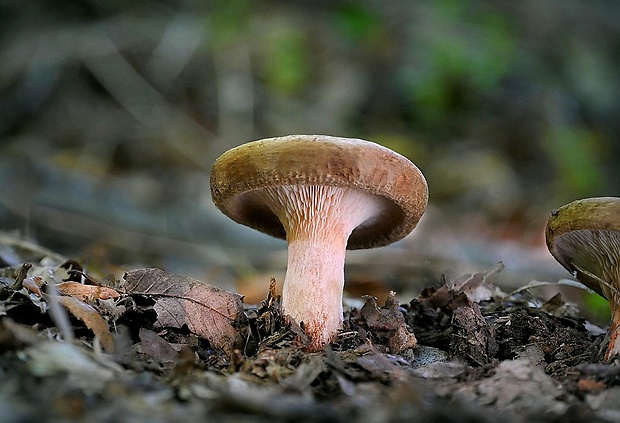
(545, 197, 620, 361)
(210, 135, 428, 351)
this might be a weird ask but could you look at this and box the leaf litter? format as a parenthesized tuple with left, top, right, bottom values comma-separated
(0, 233, 619, 422)
(124, 267, 245, 357)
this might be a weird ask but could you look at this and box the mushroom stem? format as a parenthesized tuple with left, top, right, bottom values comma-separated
(255, 185, 387, 350)
(283, 236, 347, 350)
(605, 298, 620, 361)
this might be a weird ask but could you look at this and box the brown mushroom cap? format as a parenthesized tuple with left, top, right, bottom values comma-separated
(545, 197, 620, 297)
(210, 135, 428, 249)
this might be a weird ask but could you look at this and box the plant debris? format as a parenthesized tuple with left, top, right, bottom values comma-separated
(0, 235, 618, 422)
(124, 267, 246, 357)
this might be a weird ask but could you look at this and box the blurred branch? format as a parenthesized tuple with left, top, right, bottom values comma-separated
(81, 33, 218, 168)
(214, 43, 255, 142)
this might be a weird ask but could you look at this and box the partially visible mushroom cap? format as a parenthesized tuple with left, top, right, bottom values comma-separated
(546, 197, 620, 361)
(545, 197, 620, 297)
(210, 135, 428, 249)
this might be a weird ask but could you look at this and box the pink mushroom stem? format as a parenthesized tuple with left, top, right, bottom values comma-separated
(257, 185, 386, 350)
(606, 300, 620, 361)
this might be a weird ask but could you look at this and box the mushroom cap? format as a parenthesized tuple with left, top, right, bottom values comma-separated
(210, 135, 428, 249)
(545, 197, 620, 296)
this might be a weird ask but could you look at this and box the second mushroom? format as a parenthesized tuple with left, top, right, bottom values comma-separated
(210, 135, 428, 351)
(546, 197, 620, 361)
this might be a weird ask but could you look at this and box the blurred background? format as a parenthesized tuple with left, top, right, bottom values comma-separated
(1, 0, 618, 319)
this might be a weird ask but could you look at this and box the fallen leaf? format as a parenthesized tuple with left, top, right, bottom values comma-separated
(358, 291, 417, 354)
(56, 282, 120, 301)
(360, 293, 403, 332)
(576, 378, 606, 394)
(458, 359, 567, 415)
(139, 328, 179, 365)
(12, 262, 32, 289)
(23, 341, 116, 393)
(22, 276, 44, 297)
(124, 268, 245, 356)
(17, 276, 48, 313)
(388, 325, 418, 355)
(59, 295, 114, 352)
(450, 304, 498, 366)
(450, 262, 505, 303)
(417, 284, 470, 313)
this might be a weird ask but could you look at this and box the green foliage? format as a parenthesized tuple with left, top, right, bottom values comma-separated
(401, 1, 515, 133)
(582, 291, 611, 324)
(1, 0, 619, 247)
(331, 3, 382, 45)
(260, 23, 311, 95)
(209, 0, 254, 48)
(543, 127, 605, 199)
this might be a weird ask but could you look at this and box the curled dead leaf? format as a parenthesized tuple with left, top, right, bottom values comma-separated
(358, 292, 417, 354)
(450, 262, 505, 303)
(22, 276, 44, 297)
(56, 282, 120, 301)
(59, 295, 114, 352)
(450, 304, 498, 366)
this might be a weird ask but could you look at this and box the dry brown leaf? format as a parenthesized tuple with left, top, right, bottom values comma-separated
(19, 276, 47, 312)
(138, 328, 179, 365)
(22, 276, 44, 297)
(359, 292, 417, 354)
(450, 304, 498, 366)
(124, 268, 245, 356)
(56, 282, 120, 301)
(450, 262, 505, 303)
(58, 295, 114, 352)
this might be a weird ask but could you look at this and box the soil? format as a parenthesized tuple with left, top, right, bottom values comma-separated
(1, 236, 619, 423)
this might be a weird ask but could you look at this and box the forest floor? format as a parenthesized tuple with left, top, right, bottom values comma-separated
(0, 233, 619, 423)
